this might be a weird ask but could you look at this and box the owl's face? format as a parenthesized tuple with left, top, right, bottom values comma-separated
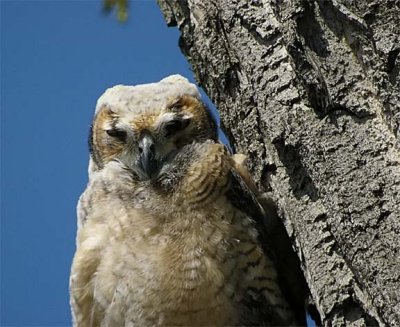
(90, 95, 217, 180)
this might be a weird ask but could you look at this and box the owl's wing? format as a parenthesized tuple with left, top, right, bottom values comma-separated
(227, 160, 309, 326)
(70, 193, 88, 326)
(71, 187, 105, 326)
(76, 184, 93, 231)
(225, 165, 299, 326)
(226, 167, 273, 259)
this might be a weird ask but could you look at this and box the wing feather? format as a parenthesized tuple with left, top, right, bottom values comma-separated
(225, 161, 298, 326)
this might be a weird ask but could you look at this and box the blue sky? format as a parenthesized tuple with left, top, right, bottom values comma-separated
(1, 1, 197, 325)
(1, 1, 315, 326)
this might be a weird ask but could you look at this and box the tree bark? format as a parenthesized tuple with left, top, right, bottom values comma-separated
(156, 0, 400, 326)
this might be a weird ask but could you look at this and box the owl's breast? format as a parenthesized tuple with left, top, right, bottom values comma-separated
(88, 203, 248, 326)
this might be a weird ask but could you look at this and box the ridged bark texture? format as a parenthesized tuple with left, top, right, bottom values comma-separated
(156, 0, 400, 326)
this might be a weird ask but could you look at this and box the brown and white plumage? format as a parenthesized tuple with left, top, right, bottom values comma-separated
(70, 75, 295, 326)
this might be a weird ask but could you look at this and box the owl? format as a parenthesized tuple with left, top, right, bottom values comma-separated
(70, 75, 296, 326)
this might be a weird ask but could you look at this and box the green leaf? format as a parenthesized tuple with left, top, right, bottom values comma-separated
(102, 0, 128, 22)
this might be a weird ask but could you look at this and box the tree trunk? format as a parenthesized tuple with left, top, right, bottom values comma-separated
(156, 0, 400, 326)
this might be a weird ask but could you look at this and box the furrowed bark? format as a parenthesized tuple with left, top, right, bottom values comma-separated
(156, 1, 400, 326)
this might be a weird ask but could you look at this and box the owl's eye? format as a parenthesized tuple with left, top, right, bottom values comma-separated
(106, 128, 127, 142)
(167, 98, 184, 112)
(165, 118, 190, 137)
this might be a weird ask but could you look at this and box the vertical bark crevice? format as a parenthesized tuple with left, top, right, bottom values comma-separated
(273, 142, 319, 201)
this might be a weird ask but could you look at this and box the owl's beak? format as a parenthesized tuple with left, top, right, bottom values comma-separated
(138, 133, 159, 179)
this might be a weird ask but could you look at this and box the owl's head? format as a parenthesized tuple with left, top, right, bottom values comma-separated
(88, 75, 217, 180)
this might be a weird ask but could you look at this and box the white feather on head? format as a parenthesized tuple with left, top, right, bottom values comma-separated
(95, 75, 201, 115)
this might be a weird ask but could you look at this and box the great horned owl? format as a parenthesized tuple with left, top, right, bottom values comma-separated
(70, 75, 295, 326)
